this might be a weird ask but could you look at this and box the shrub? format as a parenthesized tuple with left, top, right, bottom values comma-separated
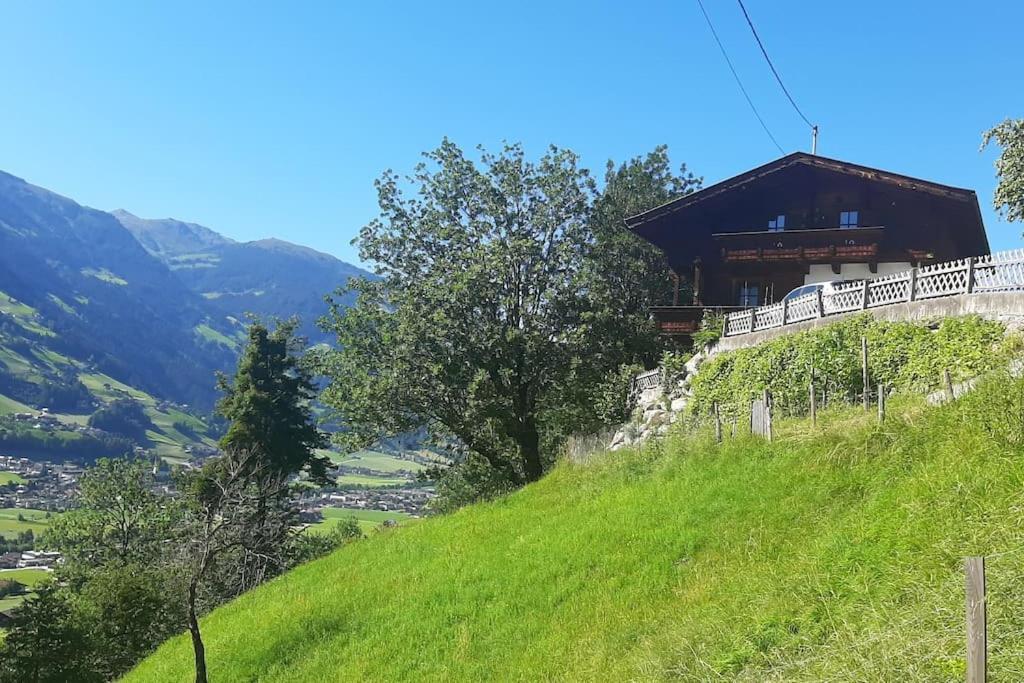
(689, 315, 1017, 418)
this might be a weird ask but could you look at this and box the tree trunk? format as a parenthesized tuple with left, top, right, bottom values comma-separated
(187, 580, 207, 683)
(519, 419, 543, 482)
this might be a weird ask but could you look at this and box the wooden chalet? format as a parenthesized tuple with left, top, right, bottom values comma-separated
(625, 152, 990, 336)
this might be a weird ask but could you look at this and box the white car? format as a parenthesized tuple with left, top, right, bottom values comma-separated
(781, 280, 859, 302)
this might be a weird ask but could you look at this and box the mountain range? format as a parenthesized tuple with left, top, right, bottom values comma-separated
(0, 170, 369, 414)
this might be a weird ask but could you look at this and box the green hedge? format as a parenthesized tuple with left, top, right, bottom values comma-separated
(689, 315, 1020, 418)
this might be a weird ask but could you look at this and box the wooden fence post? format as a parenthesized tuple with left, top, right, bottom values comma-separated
(965, 556, 987, 683)
(908, 266, 918, 302)
(944, 369, 955, 403)
(815, 288, 824, 318)
(877, 383, 885, 423)
(763, 389, 773, 442)
(809, 381, 817, 426)
(861, 336, 870, 411)
(861, 279, 870, 309)
(713, 402, 722, 443)
(966, 257, 976, 294)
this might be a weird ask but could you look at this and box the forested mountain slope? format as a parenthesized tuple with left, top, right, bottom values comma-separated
(114, 210, 368, 343)
(0, 171, 238, 409)
(127, 377, 1024, 682)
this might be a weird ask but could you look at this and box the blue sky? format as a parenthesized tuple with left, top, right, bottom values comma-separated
(1, 1, 1022, 265)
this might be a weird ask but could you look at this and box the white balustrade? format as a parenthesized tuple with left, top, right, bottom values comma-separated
(722, 249, 1024, 337)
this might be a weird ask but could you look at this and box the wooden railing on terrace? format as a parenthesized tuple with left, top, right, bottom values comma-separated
(723, 249, 1024, 338)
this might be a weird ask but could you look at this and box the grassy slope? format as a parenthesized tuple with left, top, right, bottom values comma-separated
(128, 384, 1024, 682)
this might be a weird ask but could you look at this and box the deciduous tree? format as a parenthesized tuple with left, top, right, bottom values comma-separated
(318, 141, 697, 495)
(983, 118, 1024, 224)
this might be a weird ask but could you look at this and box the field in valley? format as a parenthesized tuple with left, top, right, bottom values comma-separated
(0, 508, 50, 538)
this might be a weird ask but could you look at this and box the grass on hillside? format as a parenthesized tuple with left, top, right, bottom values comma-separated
(80, 267, 128, 286)
(0, 393, 32, 416)
(0, 508, 50, 539)
(0, 473, 26, 486)
(194, 323, 240, 350)
(129, 375, 1024, 682)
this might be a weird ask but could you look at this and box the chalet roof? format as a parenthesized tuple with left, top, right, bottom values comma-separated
(625, 152, 981, 230)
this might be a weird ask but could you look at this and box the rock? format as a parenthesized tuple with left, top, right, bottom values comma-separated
(645, 409, 668, 426)
(670, 397, 687, 412)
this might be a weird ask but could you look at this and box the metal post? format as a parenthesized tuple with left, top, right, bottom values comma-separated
(861, 279, 870, 309)
(877, 383, 885, 423)
(811, 124, 818, 155)
(908, 267, 918, 301)
(815, 288, 824, 318)
(781, 298, 789, 326)
(861, 336, 870, 411)
(749, 310, 756, 334)
(965, 556, 987, 683)
(966, 257, 976, 294)
(763, 389, 773, 442)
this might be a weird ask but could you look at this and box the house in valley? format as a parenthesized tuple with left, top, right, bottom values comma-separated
(626, 153, 990, 337)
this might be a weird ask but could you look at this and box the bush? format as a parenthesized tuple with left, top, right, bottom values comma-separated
(689, 314, 1018, 418)
(691, 309, 725, 350)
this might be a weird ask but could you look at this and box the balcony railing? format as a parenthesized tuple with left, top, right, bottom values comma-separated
(723, 249, 1024, 337)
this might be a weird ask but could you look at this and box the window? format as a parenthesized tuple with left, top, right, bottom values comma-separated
(767, 214, 786, 232)
(840, 210, 859, 229)
(738, 282, 760, 307)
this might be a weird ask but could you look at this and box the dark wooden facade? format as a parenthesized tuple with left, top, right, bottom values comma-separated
(625, 153, 990, 336)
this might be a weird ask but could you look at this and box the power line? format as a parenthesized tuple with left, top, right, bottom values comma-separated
(736, 0, 814, 130)
(695, 0, 785, 155)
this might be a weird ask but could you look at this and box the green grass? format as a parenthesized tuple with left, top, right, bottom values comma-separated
(128, 377, 1024, 682)
(335, 450, 427, 474)
(0, 473, 26, 485)
(0, 346, 38, 376)
(0, 508, 50, 539)
(310, 506, 413, 535)
(0, 293, 53, 337)
(0, 393, 32, 416)
(0, 568, 52, 620)
(0, 568, 50, 589)
(80, 267, 128, 286)
(80, 372, 155, 405)
(194, 323, 239, 350)
(335, 473, 409, 488)
(0, 293, 35, 318)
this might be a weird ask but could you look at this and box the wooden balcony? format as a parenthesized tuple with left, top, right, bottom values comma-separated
(651, 305, 748, 336)
(714, 226, 884, 264)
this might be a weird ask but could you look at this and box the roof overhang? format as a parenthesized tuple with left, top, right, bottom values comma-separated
(625, 152, 981, 230)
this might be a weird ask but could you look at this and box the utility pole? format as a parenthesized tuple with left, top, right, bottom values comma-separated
(811, 125, 819, 155)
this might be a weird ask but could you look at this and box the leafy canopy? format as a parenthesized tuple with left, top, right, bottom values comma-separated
(982, 118, 1024, 224)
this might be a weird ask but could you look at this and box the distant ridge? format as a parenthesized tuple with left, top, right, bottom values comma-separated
(111, 210, 369, 343)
